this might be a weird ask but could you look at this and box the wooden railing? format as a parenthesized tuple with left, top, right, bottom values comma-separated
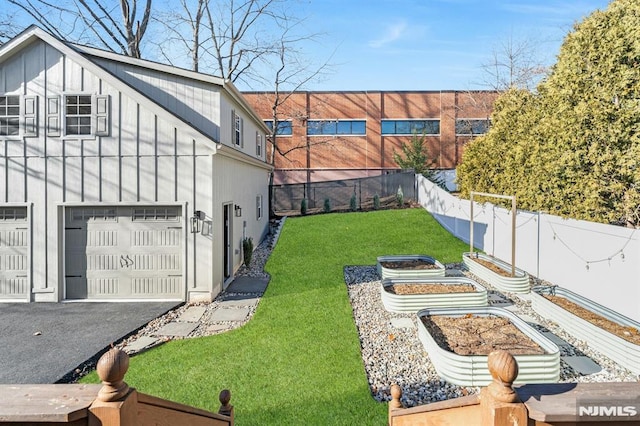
(389, 350, 640, 425)
(0, 348, 233, 426)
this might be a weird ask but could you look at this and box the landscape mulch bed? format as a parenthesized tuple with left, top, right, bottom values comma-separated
(386, 283, 475, 295)
(470, 256, 514, 277)
(544, 295, 640, 345)
(422, 314, 545, 356)
(380, 260, 440, 270)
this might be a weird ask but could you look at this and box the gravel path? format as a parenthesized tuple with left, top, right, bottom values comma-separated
(345, 264, 639, 407)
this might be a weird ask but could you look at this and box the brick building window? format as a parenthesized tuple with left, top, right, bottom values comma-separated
(307, 120, 366, 135)
(381, 119, 439, 135)
(456, 119, 490, 135)
(264, 120, 292, 136)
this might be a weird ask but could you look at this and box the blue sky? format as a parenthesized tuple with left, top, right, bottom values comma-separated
(295, 0, 611, 91)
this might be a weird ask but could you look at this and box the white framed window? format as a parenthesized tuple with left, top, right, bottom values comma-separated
(62, 94, 110, 137)
(232, 110, 243, 147)
(256, 195, 263, 220)
(256, 131, 262, 157)
(65, 95, 92, 135)
(0, 95, 20, 136)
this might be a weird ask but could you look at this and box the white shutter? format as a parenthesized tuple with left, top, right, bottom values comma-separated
(94, 94, 109, 136)
(23, 95, 38, 137)
(46, 96, 60, 136)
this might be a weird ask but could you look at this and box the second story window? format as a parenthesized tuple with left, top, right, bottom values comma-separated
(65, 95, 92, 135)
(0, 95, 20, 136)
(307, 120, 366, 136)
(381, 119, 440, 135)
(233, 110, 244, 146)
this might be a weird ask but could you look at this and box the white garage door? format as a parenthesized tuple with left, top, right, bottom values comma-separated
(65, 206, 183, 300)
(0, 207, 29, 300)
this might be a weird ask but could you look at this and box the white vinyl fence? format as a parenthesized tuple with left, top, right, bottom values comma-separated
(417, 175, 640, 322)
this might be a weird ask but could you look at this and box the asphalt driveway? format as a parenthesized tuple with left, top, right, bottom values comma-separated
(0, 302, 180, 384)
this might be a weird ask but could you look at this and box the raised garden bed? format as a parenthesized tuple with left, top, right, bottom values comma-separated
(417, 306, 560, 386)
(462, 252, 530, 293)
(377, 255, 445, 279)
(531, 285, 640, 375)
(380, 277, 488, 313)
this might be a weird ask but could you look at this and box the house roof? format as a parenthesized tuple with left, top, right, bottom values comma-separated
(0, 25, 272, 169)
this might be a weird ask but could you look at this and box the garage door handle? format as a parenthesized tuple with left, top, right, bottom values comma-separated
(167, 226, 182, 229)
(15, 227, 28, 230)
(65, 227, 82, 230)
(65, 275, 82, 278)
(15, 274, 27, 277)
(167, 274, 182, 277)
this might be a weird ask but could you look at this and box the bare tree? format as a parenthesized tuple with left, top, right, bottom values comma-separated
(152, 0, 207, 71)
(479, 35, 549, 91)
(5, 0, 152, 57)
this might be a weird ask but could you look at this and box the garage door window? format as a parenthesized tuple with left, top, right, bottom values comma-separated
(0, 207, 27, 221)
(71, 208, 117, 222)
(132, 207, 180, 221)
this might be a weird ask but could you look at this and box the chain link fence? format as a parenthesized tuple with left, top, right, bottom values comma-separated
(271, 171, 416, 215)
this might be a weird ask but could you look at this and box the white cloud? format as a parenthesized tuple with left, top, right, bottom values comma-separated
(368, 21, 409, 48)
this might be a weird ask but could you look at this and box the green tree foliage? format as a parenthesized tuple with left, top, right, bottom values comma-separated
(393, 130, 447, 189)
(457, 0, 640, 227)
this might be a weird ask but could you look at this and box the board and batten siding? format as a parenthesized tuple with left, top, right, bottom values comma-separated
(90, 56, 222, 143)
(212, 151, 270, 292)
(0, 38, 221, 302)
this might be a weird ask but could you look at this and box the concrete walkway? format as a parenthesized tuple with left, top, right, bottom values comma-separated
(121, 276, 270, 355)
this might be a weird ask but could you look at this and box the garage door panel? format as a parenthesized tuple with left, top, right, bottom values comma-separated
(87, 229, 118, 247)
(0, 278, 28, 296)
(0, 207, 29, 300)
(65, 206, 183, 301)
(88, 278, 120, 297)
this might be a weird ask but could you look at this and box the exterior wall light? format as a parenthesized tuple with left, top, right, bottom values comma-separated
(191, 210, 206, 233)
(234, 205, 242, 217)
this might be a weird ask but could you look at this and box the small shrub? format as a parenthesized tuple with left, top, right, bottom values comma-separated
(350, 194, 357, 211)
(396, 185, 404, 207)
(242, 237, 253, 267)
(301, 198, 308, 215)
(373, 194, 380, 210)
(323, 198, 332, 213)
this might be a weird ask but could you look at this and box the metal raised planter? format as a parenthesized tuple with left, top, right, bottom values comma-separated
(377, 255, 445, 280)
(380, 277, 488, 313)
(462, 252, 530, 293)
(531, 285, 640, 375)
(417, 306, 560, 386)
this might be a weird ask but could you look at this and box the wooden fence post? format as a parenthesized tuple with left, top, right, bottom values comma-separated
(480, 350, 528, 425)
(388, 384, 405, 425)
(219, 388, 234, 421)
(89, 348, 138, 426)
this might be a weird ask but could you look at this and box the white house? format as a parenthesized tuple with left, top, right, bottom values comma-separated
(0, 26, 272, 303)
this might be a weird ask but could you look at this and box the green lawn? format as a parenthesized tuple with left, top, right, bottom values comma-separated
(81, 208, 468, 425)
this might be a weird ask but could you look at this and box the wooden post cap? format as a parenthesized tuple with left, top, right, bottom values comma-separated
(96, 348, 131, 402)
(218, 389, 233, 417)
(487, 350, 519, 403)
(389, 384, 405, 410)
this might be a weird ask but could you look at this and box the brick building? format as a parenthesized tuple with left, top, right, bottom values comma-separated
(243, 91, 498, 185)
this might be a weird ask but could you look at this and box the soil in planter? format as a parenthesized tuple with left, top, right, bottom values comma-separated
(421, 315, 545, 356)
(544, 295, 640, 345)
(469, 255, 515, 277)
(386, 283, 475, 295)
(380, 259, 440, 270)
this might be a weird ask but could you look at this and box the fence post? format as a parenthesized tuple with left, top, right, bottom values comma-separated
(218, 389, 234, 421)
(89, 348, 138, 426)
(388, 384, 405, 425)
(480, 350, 527, 425)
